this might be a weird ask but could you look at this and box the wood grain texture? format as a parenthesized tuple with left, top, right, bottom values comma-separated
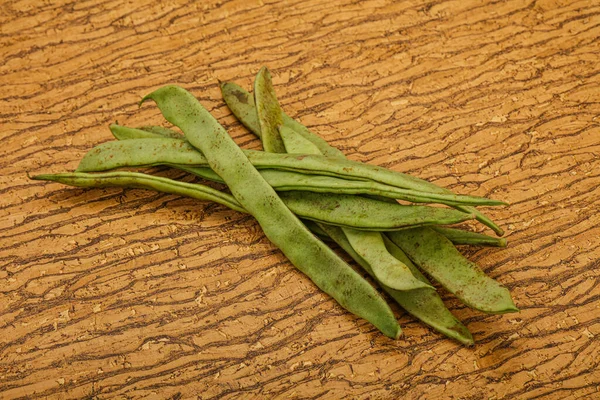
(1, 0, 599, 398)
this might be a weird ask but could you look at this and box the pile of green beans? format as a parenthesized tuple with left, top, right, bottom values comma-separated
(32, 67, 517, 345)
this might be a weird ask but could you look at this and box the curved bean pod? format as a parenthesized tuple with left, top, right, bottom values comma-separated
(110, 124, 183, 140)
(76, 139, 504, 207)
(30, 171, 247, 213)
(221, 81, 346, 159)
(278, 191, 475, 230)
(387, 228, 518, 314)
(432, 227, 508, 247)
(345, 229, 434, 291)
(141, 85, 401, 339)
(35, 170, 475, 232)
(254, 67, 286, 153)
(318, 223, 474, 345)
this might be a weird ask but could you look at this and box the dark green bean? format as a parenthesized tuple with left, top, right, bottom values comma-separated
(254, 67, 287, 153)
(141, 85, 401, 338)
(278, 191, 475, 230)
(432, 227, 508, 247)
(387, 228, 518, 314)
(221, 81, 346, 159)
(30, 171, 247, 213)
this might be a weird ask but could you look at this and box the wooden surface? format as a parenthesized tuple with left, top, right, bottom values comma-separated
(1, 0, 599, 398)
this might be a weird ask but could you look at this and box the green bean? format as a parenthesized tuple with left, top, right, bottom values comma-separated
(108, 124, 506, 210)
(32, 171, 471, 232)
(221, 81, 346, 159)
(140, 85, 401, 338)
(110, 125, 160, 140)
(345, 229, 433, 291)
(318, 223, 474, 345)
(110, 124, 178, 140)
(111, 124, 169, 139)
(455, 205, 504, 236)
(77, 139, 504, 207)
(432, 227, 508, 247)
(254, 67, 287, 153)
(109, 126, 474, 230)
(29, 171, 247, 213)
(110, 124, 183, 140)
(386, 228, 518, 314)
(138, 125, 183, 138)
(279, 125, 316, 154)
(77, 138, 203, 169)
(220, 82, 505, 235)
(278, 191, 475, 231)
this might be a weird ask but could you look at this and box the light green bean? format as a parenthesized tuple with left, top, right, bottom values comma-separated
(345, 229, 433, 291)
(318, 223, 474, 345)
(254, 67, 287, 153)
(387, 228, 518, 314)
(221, 81, 346, 159)
(30, 171, 247, 213)
(76, 139, 504, 207)
(141, 85, 401, 338)
(34, 171, 474, 233)
(432, 227, 508, 247)
(110, 124, 184, 140)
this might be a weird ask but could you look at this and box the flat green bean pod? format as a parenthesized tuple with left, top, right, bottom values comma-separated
(432, 227, 508, 247)
(110, 123, 181, 140)
(107, 124, 506, 212)
(110, 124, 184, 140)
(34, 171, 472, 233)
(141, 85, 401, 338)
(344, 229, 434, 291)
(387, 228, 518, 314)
(76, 139, 504, 207)
(221, 81, 505, 236)
(318, 223, 474, 345)
(254, 67, 287, 153)
(278, 191, 475, 230)
(104, 127, 507, 213)
(30, 171, 247, 213)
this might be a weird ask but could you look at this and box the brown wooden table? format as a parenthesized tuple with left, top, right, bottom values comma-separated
(2, 0, 599, 398)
